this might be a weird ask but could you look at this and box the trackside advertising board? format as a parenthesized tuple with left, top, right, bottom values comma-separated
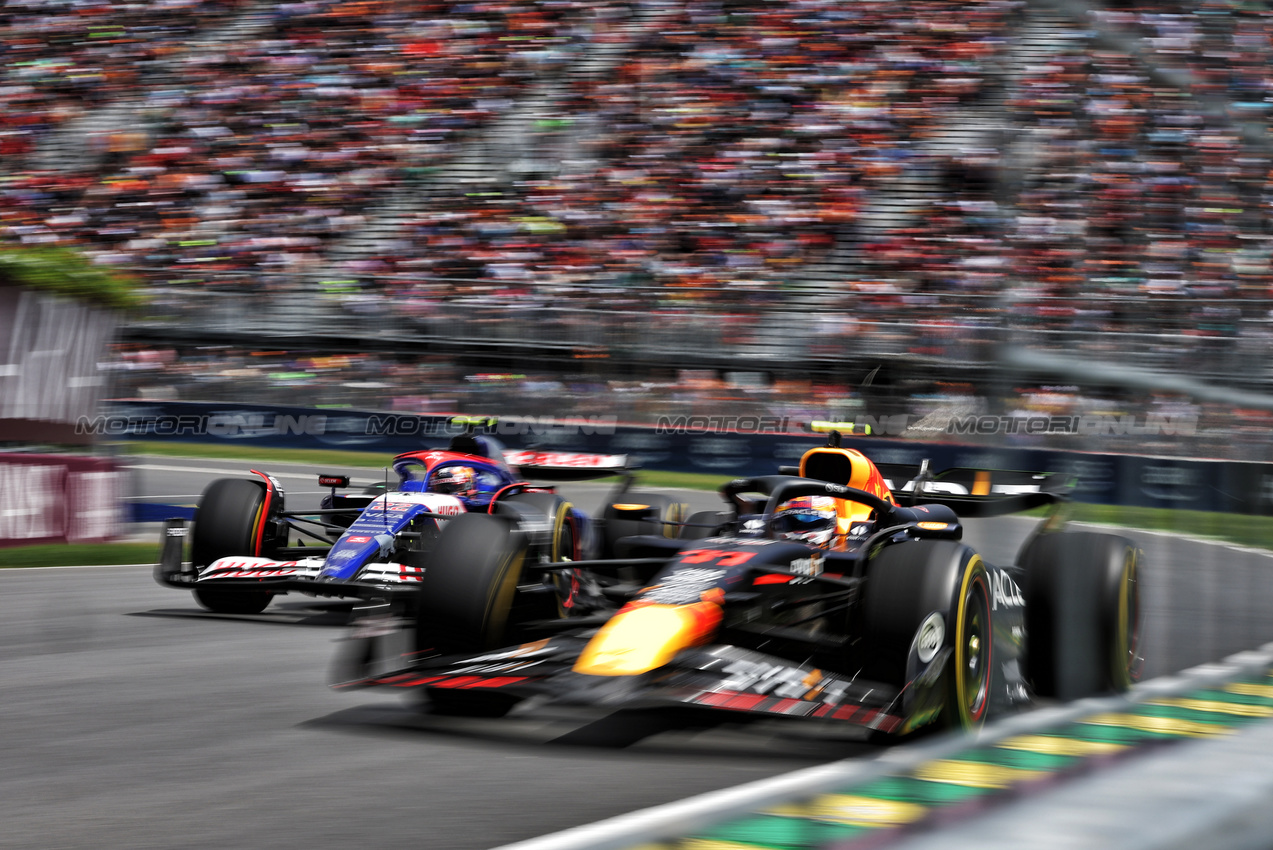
(97, 400, 1273, 516)
(0, 453, 125, 548)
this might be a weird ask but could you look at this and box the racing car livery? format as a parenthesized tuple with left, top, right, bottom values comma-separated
(332, 441, 1143, 737)
(154, 430, 627, 615)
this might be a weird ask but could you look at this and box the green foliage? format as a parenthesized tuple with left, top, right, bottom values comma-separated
(0, 541, 159, 568)
(0, 245, 142, 310)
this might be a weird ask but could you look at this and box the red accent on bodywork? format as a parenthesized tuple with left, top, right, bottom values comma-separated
(752, 574, 792, 586)
(876, 715, 902, 733)
(394, 449, 489, 473)
(726, 693, 767, 711)
(463, 676, 526, 689)
(380, 673, 421, 685)
(697, 691, 737, 707)
(430, 676, 482, 689)
(487, 483, 558, 513)
(248, 469, 276, 557)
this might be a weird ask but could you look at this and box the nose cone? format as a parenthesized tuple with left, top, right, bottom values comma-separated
(318, 535, 382, 581)
(573, 602, 721, 677)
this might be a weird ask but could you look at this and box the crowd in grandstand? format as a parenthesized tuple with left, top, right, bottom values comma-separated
(2, 0, 1269, 305)
(5, 0, 1273, 459)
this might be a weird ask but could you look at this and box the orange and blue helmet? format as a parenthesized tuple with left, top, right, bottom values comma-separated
(773, 495, 838, 549)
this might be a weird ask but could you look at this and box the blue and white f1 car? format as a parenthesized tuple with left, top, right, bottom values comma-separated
(154, 431, 627, 614)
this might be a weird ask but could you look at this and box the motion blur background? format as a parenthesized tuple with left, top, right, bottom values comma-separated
(3, 0, 1272, 463)
(7, 6, 1273, 848)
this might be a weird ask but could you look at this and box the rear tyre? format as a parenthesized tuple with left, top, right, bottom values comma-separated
(415, 513, 527, 655)
(863, 540, 992, 733)
(502, 491, 577, 561)
(1020, 532, 1142, 699)
(503, 491, 579, 619)
(190, 478, 277, 615)
(600, 493, 687, 557)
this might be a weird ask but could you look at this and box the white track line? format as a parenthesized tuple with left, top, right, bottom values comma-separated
(493, 645, 1273, 850)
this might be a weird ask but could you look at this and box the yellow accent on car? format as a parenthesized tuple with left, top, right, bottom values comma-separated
(917, 521, 949, 531)
(611, 503, 650, 511)
(972, 470, 991, 496)
(809, 420, 872, 435)
(573, 605, 705, 677)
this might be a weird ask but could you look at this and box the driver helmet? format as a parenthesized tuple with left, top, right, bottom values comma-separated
(430, 465, 476, 496)
(773, 496, 838, 549)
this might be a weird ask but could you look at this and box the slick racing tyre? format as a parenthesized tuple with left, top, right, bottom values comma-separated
(501, 491, 578, 562)
(190, 478, 278, 615)
(502, 491, 580, 619)
(1020, 532, 1142, 700)
(599, 493, 687, 557)
(415, 513, 527, 655)
(863, 540, 993, 733)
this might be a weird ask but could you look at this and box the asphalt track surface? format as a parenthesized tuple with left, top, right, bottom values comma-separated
(3, 456, 1273, 849)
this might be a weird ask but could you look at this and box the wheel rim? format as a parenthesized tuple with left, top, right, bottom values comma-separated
(553, 521, 578, 616)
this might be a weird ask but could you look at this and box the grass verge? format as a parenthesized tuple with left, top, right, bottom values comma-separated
(1062, 503, 1273, 551)
(0, 541, 160, 569)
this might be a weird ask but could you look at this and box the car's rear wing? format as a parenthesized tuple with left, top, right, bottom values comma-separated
(874, 463, 1072, 497)
(872, 463, 1072, 518)
(780, 455, 1074, 519)
(502, 450, 631, 481)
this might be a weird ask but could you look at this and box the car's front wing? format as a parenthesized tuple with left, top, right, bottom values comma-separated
(333, 631, 906, 734)
(154, 543, 425, 602)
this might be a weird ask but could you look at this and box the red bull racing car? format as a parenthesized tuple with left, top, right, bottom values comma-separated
(154, 429, 629, 615)
(332, 439, 1143, 737)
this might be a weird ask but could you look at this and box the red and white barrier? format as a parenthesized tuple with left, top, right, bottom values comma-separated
(0, 453, 124, 548)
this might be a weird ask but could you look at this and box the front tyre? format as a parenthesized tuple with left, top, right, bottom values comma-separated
(863, 540, 992, 733)
(415, 513, 527, 655)
(190, 478, 278, 615)
(193, 587, 273, 615)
